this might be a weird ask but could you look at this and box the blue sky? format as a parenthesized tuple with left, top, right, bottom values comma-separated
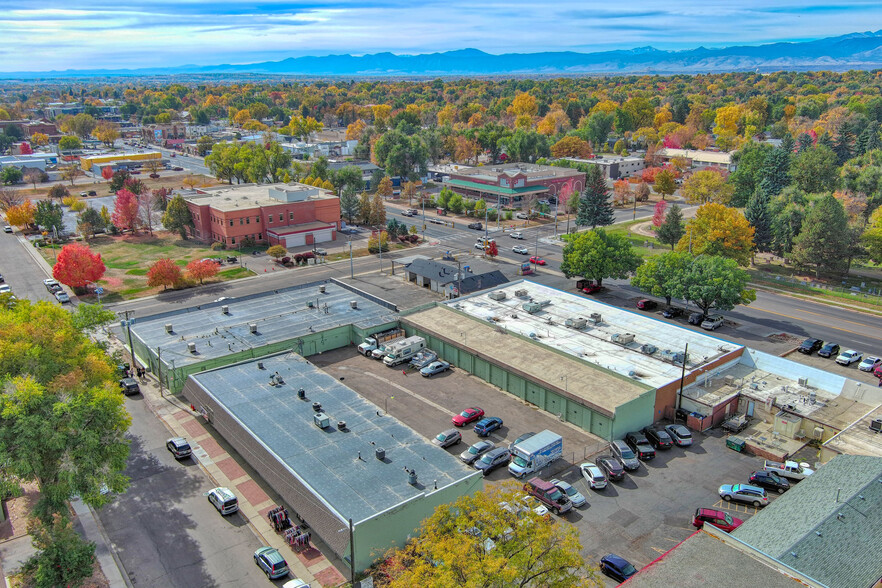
(0, 1, 879, 71)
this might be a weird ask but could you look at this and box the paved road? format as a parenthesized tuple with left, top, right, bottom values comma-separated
(0, 231, 59, 304)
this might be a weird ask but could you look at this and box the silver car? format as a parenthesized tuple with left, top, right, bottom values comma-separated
(719, 484, 769, 507)
(664, 424, 693, 447)
(551, 479, 587, 507)
(610, 440, 639, 470)
(460, 440, 495, 464)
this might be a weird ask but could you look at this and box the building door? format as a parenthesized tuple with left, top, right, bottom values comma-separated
(284, 233, 306, 247)
(312, 229, 333, 243)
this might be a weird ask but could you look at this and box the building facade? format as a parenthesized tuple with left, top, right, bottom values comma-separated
(442, 163, 585, 209)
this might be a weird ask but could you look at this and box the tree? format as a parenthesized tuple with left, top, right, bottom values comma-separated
(676, 203, 754, 266)
(840, 149, 882, 217)
(111, 189, 140, 233)
(58, 135, 82, 152)
(161, 194, 193, 239)
(48, 183, 69, 200)
(0, 186, 23, 211)
(186, 259, 220, 285)
(367, 230, 389, 253)
(485, 240, 499, 257)
(52, 243, 106, 289)
(583, 111, 614, 149)
(65, 113, 98, 138)
(863, 206, 882, 263)
(651, 200, 668, 227)
(24, 168, 43, 189)
(1, 166, 23, 185)
(744, 190, 773, 253)
(358, 192, 372, 224)
(196, 135, 215, 157)
(728, 142, 772, 206)
(631, 251, 691, 306)
(402, 181, 419, 205)
(681, 170, 733, 205)
(376, 482, 595, 588)
(30, 132, 49, 147)
(790, 145, 838, 194)
(5, 199, 35, 227)
(77, 206, 105, 239)
(377, 176, 394, 199)
(680, 255, 756, 316)
(287, 115, 323, 142)
(499, 129, 550, 163)
(22, 514, 96, 588)
(61, 164, 82, 186)
(791, 194, 850, 276)
(146, 258, 183, 290)
(576, 166, 614, 228)
(370, 192, 387, 226)
(560, 229, 642, 287)
(340, 185, 360, 224)
(551, 136, 591, 158)
(758, 148, 791, 197)
(656, 203, 685, 250)
(34, 199, 63, 231)
(266, 244, 287, 260)
(92, 122, 119, 148)
(652, 169, 677, 201)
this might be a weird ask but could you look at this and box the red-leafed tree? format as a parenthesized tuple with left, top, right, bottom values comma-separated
(186, 259, 219, 285)
(485, 241, 499, 257)
(111, 189, 140, 233)
(652, 201, 668, 227)
(19, 142, 33, 155)
(101, 166, 114, 180)
(146, 258, 183, 290)
(53, 243, 106, 291)
(641, 167, 665, 184)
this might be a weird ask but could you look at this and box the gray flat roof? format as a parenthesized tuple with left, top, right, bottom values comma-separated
(190, 352, 478, 522)
(129, 281, 397, 369)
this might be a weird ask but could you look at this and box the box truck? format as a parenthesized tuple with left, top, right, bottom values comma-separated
(383, 336, 427, 366)
(357, 327, 404, 356)
(508, 430, 563, 478)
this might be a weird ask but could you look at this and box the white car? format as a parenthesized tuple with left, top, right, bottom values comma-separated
(550, 479, 587, 507)
(700, 315, 724, 330)
(510, 232, 524, 239)
(512, 245, 530, 255)
(515, 212, 529, 220)
(858, 356, 881, 372)
(4, 225, 12, 233)
(474, 242, 486, 250)
(835, 350, 862, 366)
(579, 462, 608, 490)
(0, 285, 11, 294)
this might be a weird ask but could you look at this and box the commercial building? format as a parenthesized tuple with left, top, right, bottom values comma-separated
(441, 163, 585, 209)
(80, 151, 162, 171)
(402, 258, 509, 298)
(563, 156, 646, 180)
(141, 123, 187, 147)
(183, 351, 482, 576)
(655, 148, 734, 171)
(0, 153, 58, 171)
(176, 182, 340, 247)
(0, 119, 58, 138)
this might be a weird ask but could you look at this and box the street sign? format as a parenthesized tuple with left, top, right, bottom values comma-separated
(95, 287, 104, 295)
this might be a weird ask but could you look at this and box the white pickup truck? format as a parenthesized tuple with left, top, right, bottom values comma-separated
(763, 460, 814, 480)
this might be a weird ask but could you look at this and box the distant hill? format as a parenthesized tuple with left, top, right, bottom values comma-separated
(5, 31, 882, 79)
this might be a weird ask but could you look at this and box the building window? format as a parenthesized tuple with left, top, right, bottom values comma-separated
(240, 218, 244, 225)
(255, 216, 260, 223)
(246, 217, 250, 225)
(268, 215, 273, 223)
(289, 212, 294, 220)
(258, 233, 262, 240)
(231, 237, 236, 244)
(229, 220, 233, 227)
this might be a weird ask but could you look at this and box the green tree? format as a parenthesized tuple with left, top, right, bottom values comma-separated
(77, 206, 105, 238)
(790, 145, 838, 194)
(22, 514, 96, 588)
(340, 185, 360, 224)
(863, 206, 882, 263)
(728, 142, 774, 207)
(67, 113, 98, 139)
(656, 203, 685, 250)
(58, 135, 83, 152)
(196, 135, 215, 157)
(679, 255, 756, 316)
(677, 203, 755, 266)
(161, 195, 194, 240)
(436, 187, 454, 210)
(499, 129, 550, 162)
(652, 169, 677, 201)
(34, 199, 63, 231)
(744, 189, 773, 253)
(582, 111, 614, 149)
(791, 193, 850, 276)
(758, 147, 791, 197)
(333, 165, 364, 193)
(560, 228, 642, 287)
(1, 166, 23, 185)
(630, 251, 691, 306)
(373, 130, 428, 180)
(840, 149, 882, 217)
(376, 482, 596, 588)
(205, 142, 240, 184)
(475, 123, 511, 162)
(576, 165, 615, 228)
(681, 170, 733, 205)
(448, 193, 464, 214)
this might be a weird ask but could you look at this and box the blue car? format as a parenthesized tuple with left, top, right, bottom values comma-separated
(474, 417, 503, 437)
(600, 554, 637, 583)
(420, 360, 450, 377)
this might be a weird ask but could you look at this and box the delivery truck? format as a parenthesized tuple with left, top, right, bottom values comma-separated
(383, 336, 427, 366)
(508, 430, 563, 478)
(357, 327, 405, 356)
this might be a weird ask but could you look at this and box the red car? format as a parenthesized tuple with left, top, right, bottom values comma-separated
(530, 257, 546, 266)
(691, 508, 743, 533)
(452, 407, 484, 427)
(636, 299, 657, 310)
(581, 283, 601, 294)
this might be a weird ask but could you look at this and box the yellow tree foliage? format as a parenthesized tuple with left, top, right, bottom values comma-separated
(467, 112, 484, 128)
(454, 136, 479, 165)
(676, 203, 755, 266)
(377, 176, 393, 198)
(242, 120, 268, 132)
(5, 200, 35, 227)
(321, 180, 335, 191)
(537, 108, 571, 136)
(590, 100, 618, 115)
(0, 108, 10, 120)
(551, 136, 592, 158)
(30, 133, 49, 146)
(714, 105, 742, 136)
(508, 93, 538, 118)
(437, 104, 456, 127)
(372, 104, 392, 125)
(632, 126, 659, 146)
(653, 109, 672, 129)
(345, 119, 366, 140)
(233, 110, 252, 126)
(515, 114, 534, 130)
(681, 170, 734, 205)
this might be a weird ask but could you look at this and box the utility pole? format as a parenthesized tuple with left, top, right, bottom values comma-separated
(677, 343, 689, 411)
(118, 309, 136, 368)
(349, 236, 354, 279)
(349, 518, 356, 587)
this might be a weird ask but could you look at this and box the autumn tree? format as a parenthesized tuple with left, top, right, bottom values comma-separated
(560, 228, 642, 287)
(681, 170, 734, 205)
(576, 165, 615, 228)
(92, 122, 120, 147)
(24, 168, 44, 189)
(146, 258, 183, 290)
(485, 240, 499, 257)
(651, 200, 668, 227)
(60, 164, 82, 186)
(358, 191, 373, 224)
(48, 183, 69, 200)
(111, 189, 140, 233)
(551, 136, 592, 158)
(676, 203, 755, 266)
(863, 206, 882, 263)
(377, 175, 393, 198)
(64, 113, 98, 138)
(370, 192, 387, 226)
(52, 243, 106, 289)
(266, 244, 287, 260)
(30, 132, 49, 146)
(5, 199, 35, 227)
(58, 135, 82, 152)
(186, 259, 220, 285)
(653, 169, 677, 201)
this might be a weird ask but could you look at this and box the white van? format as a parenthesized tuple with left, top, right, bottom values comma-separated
(207, 487, 239, 515)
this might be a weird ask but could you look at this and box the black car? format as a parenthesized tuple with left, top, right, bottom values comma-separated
(642, 426, 674, 450)
(624, 432, 656, 460)
(817, 343, 840, 358)
(662, 307, 683, 318)
(468, 222, 483, 230)
(597, 456, 625, 481)
(749, 470, 791, 494)
(636, 299, 657, 311)
(688, 312, 706, 325)
(798, 338, 824, 355)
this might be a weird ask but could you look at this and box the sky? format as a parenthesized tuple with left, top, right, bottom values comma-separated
(0, 0, 880, 72)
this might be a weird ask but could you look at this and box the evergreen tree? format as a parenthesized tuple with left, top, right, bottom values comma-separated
(779, 132, 795, 154)
(833, 129, 853, 165)
(340, 185, 360, 224)
(865, 127, 882, 153)
(817, 131, 833, 149)
(656, 203, 684, 250)
(744, 189, 773, 252)
(758, 148, 791, 197)
(791, 194, 850, 276)
(576, 165, 615, 229)
(796, 133, 814, 153)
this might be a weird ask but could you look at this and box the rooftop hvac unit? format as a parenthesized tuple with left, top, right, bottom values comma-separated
(724, 375, 735, 386)
(187, 342, 196, 354)
(257, 362, 264, 370)
(869, 419, 882, 433)
(798, 377, 809, 387)
(522, 300, 551, 314)
(514, 289, 529, 298)
(249, 323, 258, 334)
(588, 313, 602, 324)
(565, 317, 587, 329)
(351, 301, 358, 309)
(319, 285, 326, 294)
(488, 290, 507, 301)
(221, 305, 229, 314)
(313, 412, 330, 429)
(611, 333, 635, 344)
(165, 323, 173, 334)
(672, 351, 687, 365)
(640, 343, 658, 355)
(312, 402, 322, 412)
(375, 447, 386, 460)
(812, 427, 824, 440)
(307, 301, 314, 308)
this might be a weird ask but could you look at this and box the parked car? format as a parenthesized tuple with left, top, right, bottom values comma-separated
(166, 437, 192, 460)
(512, 245, 530, 255)
(400, 210, 415, 217)
(662, 307, 683, 318)
(420, 360, 450, 377)
(599, 554, 637, 583)
(859, 356, 882, 372)
(88, 190, 97, 196)
(664, 424, 693, 447)
(529, 256, 546, 265)
(636, 299, 657, 311)
(119, 377, 140, 395)
(700, 314, 724, 330)
(597, 456, 625, 481)
(818, 342, 841, 358)
(515, 212, 529, 220)
(43, 278, 59, 291)
(576, 279, 601, 294)
(550, 479, 587, 507)
(452, 407, 484, 427)
(468, 222, 483, 230)
(688, 312, 706, 325)
(642, 426, 674, 450)
(610, 439, 639, 470)
(798, 338, 824, 354)
(55, 291, 71, 304)
(523, 477, 572, 515)
(719, 484, 769, 507)
(579, 462, 608, 490)
(508, 431, 536, 450)
(0, 285, 11, 294)
(207, 487, 239, 515)
(432, 428, 462, 448)
(460, 440, 495, 465)
(4, 225, 13, 233)
(474, 447, 511, 475)
(253, 546, 289, 580)
(748, 470, 791, 494)
(0, 274, 3, 283)
(48, 283, 63, 294)
(625, 431, 656, 460)
(835, 350, 862, 366)
(510, 231, 524, 239)
(474, 417, 504, 437)
(691, 508, 744, 533)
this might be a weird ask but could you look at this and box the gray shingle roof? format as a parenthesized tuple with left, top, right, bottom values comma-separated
(405, 259, 508, 294)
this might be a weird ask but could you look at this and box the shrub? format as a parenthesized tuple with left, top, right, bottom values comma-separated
(210, 241, 226, 250)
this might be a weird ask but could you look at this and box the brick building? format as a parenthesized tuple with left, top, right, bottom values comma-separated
(441, 163, 585, 209)
(178, 182, 340, 248)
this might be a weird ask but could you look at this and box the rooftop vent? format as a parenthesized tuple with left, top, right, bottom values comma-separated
(165, 323, 173, 334)
(514, 289, 529, 298)
(319, 285, 326, 294)
(588, 313, 602, 324)
(297, 388, 306, 400)
(350, 301, 358, 309)
(307, 301, 314, 308)
(488, 290, 507, 301)
(249, 323, 258, 334)
(337, 420, 347, 430)
(187, 342, 197, 354)
(312, 402, 322, 412)
(798, 377, 809, 387)
(407, 469, 418, 485)
(376, 447, 386, 460)
(314, 412, 330, 429)
(221, 305, 229, 314)
(565, 317, 587, 329)
(257, 362, 264, 370)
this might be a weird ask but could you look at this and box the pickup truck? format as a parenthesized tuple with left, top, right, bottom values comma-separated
(763, 460, 814, 480)
(523, 477, 572, 515)
(357, 327, 405, 356)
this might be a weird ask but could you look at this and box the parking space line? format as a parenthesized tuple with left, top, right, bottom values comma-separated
(364, 371, 451, 416)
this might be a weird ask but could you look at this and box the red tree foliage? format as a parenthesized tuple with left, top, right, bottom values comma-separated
(652, 200, 668, 227)
(111, 189, 140, 233)
(19, 142, 33, 155)
(146, 258, 183, 290)
(186, 259, 219, 284)
(485, 241, 499, 257)
(101, 166, 114, 180)
(641, 167, 665, 184)
(52, 243, 106, 289)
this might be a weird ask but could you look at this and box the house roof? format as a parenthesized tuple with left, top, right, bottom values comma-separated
(443, 178, 547, 196)
(732, 454, 882, 588)
(404, 259, 509, 293)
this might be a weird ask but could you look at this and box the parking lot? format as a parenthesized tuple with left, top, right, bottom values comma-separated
(312, 347, 785, 583)
(784, 347, 882, 385)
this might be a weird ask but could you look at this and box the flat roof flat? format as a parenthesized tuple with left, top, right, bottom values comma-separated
(185, 182, 335, 212)
(190, 352, 477, 523)
(441, 281, 740, 389)
(129, 281, 397, 369)
(823, 406, 882, 457)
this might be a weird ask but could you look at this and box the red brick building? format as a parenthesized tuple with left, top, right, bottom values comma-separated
(179, 183, 340, 248)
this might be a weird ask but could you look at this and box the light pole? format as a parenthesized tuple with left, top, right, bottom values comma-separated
(349, 235, 354, 279)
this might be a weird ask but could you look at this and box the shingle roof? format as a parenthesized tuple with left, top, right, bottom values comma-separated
(732, 454, 882, 588)
(404, 259, 507, 293)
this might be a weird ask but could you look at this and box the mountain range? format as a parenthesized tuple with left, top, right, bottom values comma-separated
(5, 31, 882, 79)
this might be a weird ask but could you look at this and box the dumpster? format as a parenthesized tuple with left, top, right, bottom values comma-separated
(726, 436, 746, 452)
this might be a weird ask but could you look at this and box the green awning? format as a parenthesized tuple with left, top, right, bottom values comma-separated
(443, 178, 548, 196)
